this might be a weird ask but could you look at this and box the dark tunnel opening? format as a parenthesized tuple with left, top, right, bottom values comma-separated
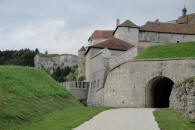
(152, 78, 174, 108)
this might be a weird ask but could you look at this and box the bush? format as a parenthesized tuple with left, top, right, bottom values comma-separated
(78, 76, 85, 81)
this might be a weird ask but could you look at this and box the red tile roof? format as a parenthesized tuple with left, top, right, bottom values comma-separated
(140, 22, 195, 34)
(176, 13, 195, 25)
(118, 20, 139, 28)
(113, 20, 139, 35)
(85, 38, 134, 55)
(88, 30, 114, 41)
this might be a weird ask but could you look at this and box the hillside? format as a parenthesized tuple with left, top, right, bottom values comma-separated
(135, 42, 195, 59)
(0, 66, 107, 129)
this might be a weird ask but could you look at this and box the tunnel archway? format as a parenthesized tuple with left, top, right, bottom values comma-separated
(145, 76, 174, 108)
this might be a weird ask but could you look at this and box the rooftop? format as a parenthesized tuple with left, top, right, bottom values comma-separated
(85, 38, 134, 55)
(118, 20, 139, 28)
(140, 21, 195, 34)
(88, 30, 114, 41)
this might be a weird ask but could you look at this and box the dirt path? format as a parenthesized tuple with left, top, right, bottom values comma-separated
(73, 108, 160, 130)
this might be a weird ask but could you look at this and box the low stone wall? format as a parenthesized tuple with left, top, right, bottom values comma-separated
(61, 81, 90, 100)
(108, 47, 137, 69)
(170, 77, 195, 120)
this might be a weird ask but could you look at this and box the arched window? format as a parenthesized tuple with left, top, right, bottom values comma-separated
(94, 81, 96, 88)
(97, 80, 100, 88)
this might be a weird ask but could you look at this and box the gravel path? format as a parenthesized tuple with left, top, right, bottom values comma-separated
(73, 108, 160, 130)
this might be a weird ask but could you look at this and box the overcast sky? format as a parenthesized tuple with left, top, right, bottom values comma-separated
(0, 0, 195, 54)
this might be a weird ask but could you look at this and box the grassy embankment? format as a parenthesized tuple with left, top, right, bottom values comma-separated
(154, 108, 195, 130)
(0, 66, 108, 130)
(135, 42, 195, 59)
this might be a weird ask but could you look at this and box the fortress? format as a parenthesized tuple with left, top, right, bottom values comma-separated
(78, 7, 195, 107)
(35, 8, 195, 109)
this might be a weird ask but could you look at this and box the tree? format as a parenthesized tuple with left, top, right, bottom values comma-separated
(35, 48, 39, 54)
(45, 50, 48, 55)
(78, 76, 85, 81)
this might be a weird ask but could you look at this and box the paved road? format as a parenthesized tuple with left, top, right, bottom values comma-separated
(73, 108, 160, 130)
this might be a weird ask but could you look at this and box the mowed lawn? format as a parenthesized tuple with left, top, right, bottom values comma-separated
(153, 108, 195, 130)
(135, 42, 195, 59)
(0, 65, 109, 129)
(21, 107, 109, 130)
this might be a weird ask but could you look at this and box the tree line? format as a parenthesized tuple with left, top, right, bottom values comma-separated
(0, 48, 39, 67)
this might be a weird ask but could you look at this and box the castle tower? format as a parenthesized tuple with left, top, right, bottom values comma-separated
(114, 20, 139, 46)
(182, 6, 187, 17)
(78, 46, 86, 78)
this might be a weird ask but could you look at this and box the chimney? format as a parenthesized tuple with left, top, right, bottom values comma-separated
(116, 18, 120, 27)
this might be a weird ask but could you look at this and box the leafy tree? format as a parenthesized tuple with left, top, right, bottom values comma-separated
(51, 66, 78, 82)
(35, 48, 39, 54)
(78, 76, 85, 81)
(0, 48, 38, 66)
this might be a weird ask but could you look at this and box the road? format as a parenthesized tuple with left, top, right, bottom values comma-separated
(73, 108, 160, 130)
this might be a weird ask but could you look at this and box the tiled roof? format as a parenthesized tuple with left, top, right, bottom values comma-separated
(85, 38, 134, 55)
(88, 30, 114, 41)
(140, 22, 195, 34)
(113, 20, 139, 35)
(176, 13, 195, 25)
(118, 20, 139, 28)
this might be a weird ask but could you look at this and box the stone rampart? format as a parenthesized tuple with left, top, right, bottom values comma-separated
(108, 47, 138, 69)
(61, 81, 90, 99)
(96, 58, 195, 107)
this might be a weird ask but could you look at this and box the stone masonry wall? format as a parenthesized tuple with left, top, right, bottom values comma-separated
(96, 58, 195, 107)
(34, 54, 77, 73)
(61, 81, 90, 100)
(109, 47, 138, 69)
(170, 77, 195, 120)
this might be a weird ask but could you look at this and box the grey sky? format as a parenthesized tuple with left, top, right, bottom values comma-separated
(0, 0, 195, 54)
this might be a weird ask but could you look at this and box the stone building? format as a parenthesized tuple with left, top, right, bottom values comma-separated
(78, 46, 86, 77)
(77, 8, 195, 106)
(34, 54, 77, 73)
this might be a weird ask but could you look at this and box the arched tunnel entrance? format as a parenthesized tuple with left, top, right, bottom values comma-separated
(145, 76, 174, 108)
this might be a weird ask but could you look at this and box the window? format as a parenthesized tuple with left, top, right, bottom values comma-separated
(128, 28, 131, 33)
(90, 81, 93, 88)
(156, 33, 159, 41)
(97, 80, 100, 88)
(94, 81, 96, 88)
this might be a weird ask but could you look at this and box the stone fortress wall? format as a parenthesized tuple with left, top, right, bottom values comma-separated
(34, 54, 77, 73)
(95, 58, 195, 107)
(61, 81, 90, 99)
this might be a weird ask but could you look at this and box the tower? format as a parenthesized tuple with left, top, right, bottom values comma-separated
(114, 20, 139, 46)
(182, 6, 187, 17)
(78, 46, 86, 78)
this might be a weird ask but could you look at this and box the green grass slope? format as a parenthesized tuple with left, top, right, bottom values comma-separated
(154, 108, 195, 130)
(135, 42, 195, 59)
(0, 65, 81, 129)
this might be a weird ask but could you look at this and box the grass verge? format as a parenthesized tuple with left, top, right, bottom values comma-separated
(153, 108, 195, 130)
(21, 107, 109, 130)
(135, 42, 195, 59)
